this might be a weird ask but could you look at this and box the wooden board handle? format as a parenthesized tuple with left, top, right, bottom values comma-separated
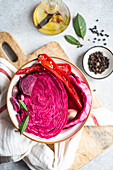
(0, 32, 26, 69)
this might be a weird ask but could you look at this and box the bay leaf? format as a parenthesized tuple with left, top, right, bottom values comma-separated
(65, 35, 81, 45)
(19, 115, 29, 134)
(73, 13, 86, 39)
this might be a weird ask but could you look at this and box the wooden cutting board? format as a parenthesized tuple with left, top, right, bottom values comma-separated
(0, 32, 113, 169)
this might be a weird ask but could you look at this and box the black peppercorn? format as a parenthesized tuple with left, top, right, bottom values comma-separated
(100, 33, 103, 36)
(105, 34, 109, 37)
(94, 25, 97, 29)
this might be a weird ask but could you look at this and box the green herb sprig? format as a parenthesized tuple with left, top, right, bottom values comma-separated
(18, 100, 30, 134)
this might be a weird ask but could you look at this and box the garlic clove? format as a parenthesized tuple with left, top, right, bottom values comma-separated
(68, 109, 78, 120)
(12, 85, 19, 98)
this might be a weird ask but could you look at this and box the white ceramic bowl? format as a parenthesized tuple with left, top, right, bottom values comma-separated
(7, 57, 91, 144)
(83, 46, 113, 79)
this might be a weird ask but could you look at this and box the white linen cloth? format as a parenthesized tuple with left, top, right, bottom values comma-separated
(0, 57, 113, 170)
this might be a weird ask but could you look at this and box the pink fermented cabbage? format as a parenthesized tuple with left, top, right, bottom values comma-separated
(64, 74, 92, 128)
(11, 68, 92, 138)
(17, 71, 68, 139)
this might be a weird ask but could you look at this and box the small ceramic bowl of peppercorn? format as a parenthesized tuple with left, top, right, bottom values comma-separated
(82, 46, 113, 79)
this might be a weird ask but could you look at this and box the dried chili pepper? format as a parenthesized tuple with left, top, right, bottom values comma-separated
(38, 54, 82, 110)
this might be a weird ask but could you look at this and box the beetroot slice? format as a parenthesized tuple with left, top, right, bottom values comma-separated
(10, 96, 20, 112)
(19, 74, 37, 96)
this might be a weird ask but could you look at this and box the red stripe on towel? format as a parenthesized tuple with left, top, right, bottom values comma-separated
(90, 113, 99, 126)
(0, 68, 11, 80)
(0, 104, 7, 114)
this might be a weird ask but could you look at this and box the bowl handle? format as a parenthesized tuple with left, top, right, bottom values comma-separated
(0, 32, 26, 69)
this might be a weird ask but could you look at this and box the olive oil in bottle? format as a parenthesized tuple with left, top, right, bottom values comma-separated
(33, 0, 70, 35)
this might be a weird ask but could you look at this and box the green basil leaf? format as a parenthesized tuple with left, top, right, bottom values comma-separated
(73, 13, 86, 39)
(19, 115, 29, 134)
(65, 35, 81, 45)
(18, 100, 28, 112)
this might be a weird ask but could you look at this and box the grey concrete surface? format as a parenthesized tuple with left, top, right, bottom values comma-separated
(0, 161, 30, 170)
(0, 0, 113, 169)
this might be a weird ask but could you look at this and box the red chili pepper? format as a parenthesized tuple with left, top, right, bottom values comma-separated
(16, 63, 71, 75)
(57, 64, 71, 74)
(38, 54, 82, 110)
(16, 64, 44, 75)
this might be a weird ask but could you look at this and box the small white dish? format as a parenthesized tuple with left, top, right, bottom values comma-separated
(83, 46, 113, 79)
